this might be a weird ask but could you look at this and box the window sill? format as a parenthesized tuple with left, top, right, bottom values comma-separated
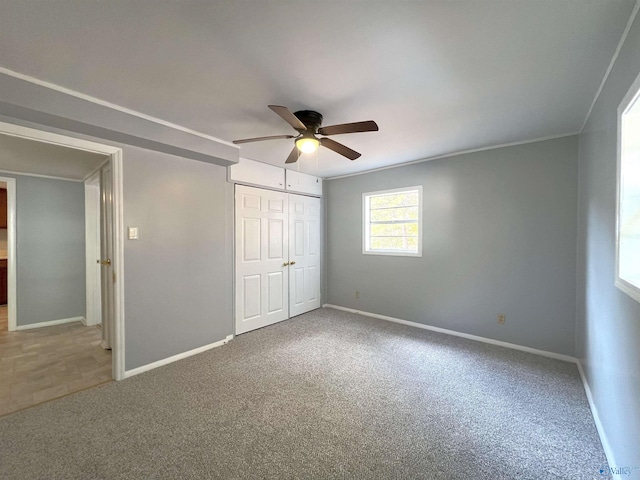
(363, 250, 422, 257)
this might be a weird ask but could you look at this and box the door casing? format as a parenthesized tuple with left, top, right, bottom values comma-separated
(0, 176, 16, 331)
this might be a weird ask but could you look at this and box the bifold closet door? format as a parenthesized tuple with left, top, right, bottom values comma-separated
(288, 194, 321, 317)
(235, 185, 289, 334)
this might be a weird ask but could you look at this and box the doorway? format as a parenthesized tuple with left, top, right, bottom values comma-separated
(0, 121, 125, 380)
(0, 165, 114, 415)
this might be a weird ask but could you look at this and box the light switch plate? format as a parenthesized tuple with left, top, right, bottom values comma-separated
(128, 227, 139, 240)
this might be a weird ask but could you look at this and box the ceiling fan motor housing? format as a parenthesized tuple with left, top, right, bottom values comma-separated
(294, 110, 323, 132)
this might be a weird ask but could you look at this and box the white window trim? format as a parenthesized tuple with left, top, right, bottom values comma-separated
(615, 70, 640, 304)
(362, 185, 423, 257)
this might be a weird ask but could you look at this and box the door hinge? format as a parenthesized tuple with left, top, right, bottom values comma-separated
(113, 271, 116, 283)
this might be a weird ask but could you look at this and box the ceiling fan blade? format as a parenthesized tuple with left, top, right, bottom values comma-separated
(319, 137, 361, 160)
(285, 146, 300, 164)
(268, 105, 307, 131)
(318, 120, 378, 136)
(233, 134, 295, 145)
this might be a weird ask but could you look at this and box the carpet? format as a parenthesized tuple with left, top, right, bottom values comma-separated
(0, 308, 606, 479)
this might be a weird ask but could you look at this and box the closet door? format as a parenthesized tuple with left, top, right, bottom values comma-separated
(289, 194, 321, 317)
(235, 185, 289, 334)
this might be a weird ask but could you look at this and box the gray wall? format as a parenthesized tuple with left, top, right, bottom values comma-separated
(1, 173, 86, 326)
(0, 115, 234, 373)
(326, 136, 578, 355)
(576, 12, 640, 466)
(123, 146, 233, 370)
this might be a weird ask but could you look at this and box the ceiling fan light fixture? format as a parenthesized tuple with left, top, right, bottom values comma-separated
(296, 136, 319, 154)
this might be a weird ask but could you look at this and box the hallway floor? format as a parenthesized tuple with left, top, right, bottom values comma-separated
(0, 306, 112, 416)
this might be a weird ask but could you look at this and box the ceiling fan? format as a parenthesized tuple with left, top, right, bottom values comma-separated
(233, 105, 379, 164)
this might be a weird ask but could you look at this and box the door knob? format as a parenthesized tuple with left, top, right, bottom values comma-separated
(290, 261, 296, 265)
(283, 262, 290, 267)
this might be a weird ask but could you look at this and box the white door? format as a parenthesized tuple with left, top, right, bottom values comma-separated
(100, 163, 114, 350)
(235, 185, 289, 334)
(289, 194, 321, 317)
(84, 172, 102, 327)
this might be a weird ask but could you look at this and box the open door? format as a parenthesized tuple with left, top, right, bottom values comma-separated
(84, 171, 102, 327)
(100, 163, 114, 350)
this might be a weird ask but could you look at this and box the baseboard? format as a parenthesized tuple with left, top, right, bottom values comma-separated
(123, 334, 234, 379)
(322, 304, 576, 363)
(15, 316, 85, 331)
(576, 361, 617, 471)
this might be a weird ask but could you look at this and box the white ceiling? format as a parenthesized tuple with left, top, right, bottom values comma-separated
(0, 0, 635, 178)
(0, 134, 108, 181)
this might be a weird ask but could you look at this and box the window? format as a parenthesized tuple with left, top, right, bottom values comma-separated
(363, 186, 422, 256)
(616, 72, 640, 303)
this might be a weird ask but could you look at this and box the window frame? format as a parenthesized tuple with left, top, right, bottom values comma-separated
(362, 185, 423, 257)
(615, 70, 640, 304)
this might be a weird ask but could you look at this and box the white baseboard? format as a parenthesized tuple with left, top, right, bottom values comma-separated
(123, 334, 234, 379)
(576, 361, 616, 471)
(15, 316, 85, 331)
(322, 304, 576, 363)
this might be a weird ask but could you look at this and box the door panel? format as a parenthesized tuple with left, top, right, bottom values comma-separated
(307, 265, 319, 302)
(294, 220, 304, 256)
(242, 275, 261, 320)
(235, 185, 289, 334)
(267, 219, 284, 259)
(268, 198, 285, 212)
(243, 218, 261, 261)
(243, 194, 261, 210)
(309, 220, 319, 255)
(289, 194, 321, 317)
(267, 272, 284, 313)
(292, 267, 304, 306)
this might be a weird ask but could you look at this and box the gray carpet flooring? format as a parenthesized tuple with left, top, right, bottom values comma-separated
(0, 308, 605, 479)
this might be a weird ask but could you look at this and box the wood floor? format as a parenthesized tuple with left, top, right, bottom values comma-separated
(0, 306, 112, 417)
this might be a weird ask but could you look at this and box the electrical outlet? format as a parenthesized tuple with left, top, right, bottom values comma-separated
(497, 314, 505, 324)
(355, 291, 360, 299)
